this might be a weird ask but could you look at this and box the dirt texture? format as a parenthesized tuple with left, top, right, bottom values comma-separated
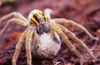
(0, 0, 100, 65)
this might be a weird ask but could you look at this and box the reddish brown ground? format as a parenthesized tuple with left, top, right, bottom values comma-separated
(0, 0, 100, 65)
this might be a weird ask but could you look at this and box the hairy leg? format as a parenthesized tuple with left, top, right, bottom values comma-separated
(54, 18, 98, 41)
(0, 12, 29, 48)
(0, 12, 28, 27)
(12, 30, 28, 65)
(26, 26, 34, 65)
(51, 24, 83, 65)
(0, 18, 29, 48)
(57, 24, 97, 59)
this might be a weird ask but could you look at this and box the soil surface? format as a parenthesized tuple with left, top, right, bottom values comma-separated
(0, 0, 100, 65)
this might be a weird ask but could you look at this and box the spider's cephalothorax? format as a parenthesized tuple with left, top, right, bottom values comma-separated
(28, 10, 50, 34)
(0, 9, 99, 65)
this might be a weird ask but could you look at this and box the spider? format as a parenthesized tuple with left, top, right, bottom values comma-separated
(0, 8, 98, 65)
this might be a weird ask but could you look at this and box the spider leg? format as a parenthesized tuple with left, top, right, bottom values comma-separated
(54, 18, 98, 41)
(51, 24, 83, 65)
(25, 27, 34, 65)
(44, 8, 53, 19)
(0, 12, 28, 28)
(57, 24, 97, 59)
(0, 18, 29, 48)
(12, 30, 28, 65)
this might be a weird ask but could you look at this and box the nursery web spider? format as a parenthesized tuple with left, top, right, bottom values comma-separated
(0, 9, 98, 65)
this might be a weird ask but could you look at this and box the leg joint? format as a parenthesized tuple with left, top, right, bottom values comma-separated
(11, 12, 20, 17)
(71, 47, 76, 52)
(68, 31, 76, 38)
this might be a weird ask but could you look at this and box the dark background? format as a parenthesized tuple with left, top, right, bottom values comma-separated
(0, 0, 100, 65)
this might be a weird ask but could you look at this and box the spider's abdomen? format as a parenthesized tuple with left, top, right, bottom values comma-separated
(31, 29, 61, 59)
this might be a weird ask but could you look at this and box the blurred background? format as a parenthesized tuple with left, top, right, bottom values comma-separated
(0, 0, 100, 65)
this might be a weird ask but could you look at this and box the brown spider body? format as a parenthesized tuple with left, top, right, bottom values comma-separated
(0, 9, 98, 65)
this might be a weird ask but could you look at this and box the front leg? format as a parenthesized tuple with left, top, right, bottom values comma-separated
(26, 29, 34, 65)
(54, 18, 98, 41)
